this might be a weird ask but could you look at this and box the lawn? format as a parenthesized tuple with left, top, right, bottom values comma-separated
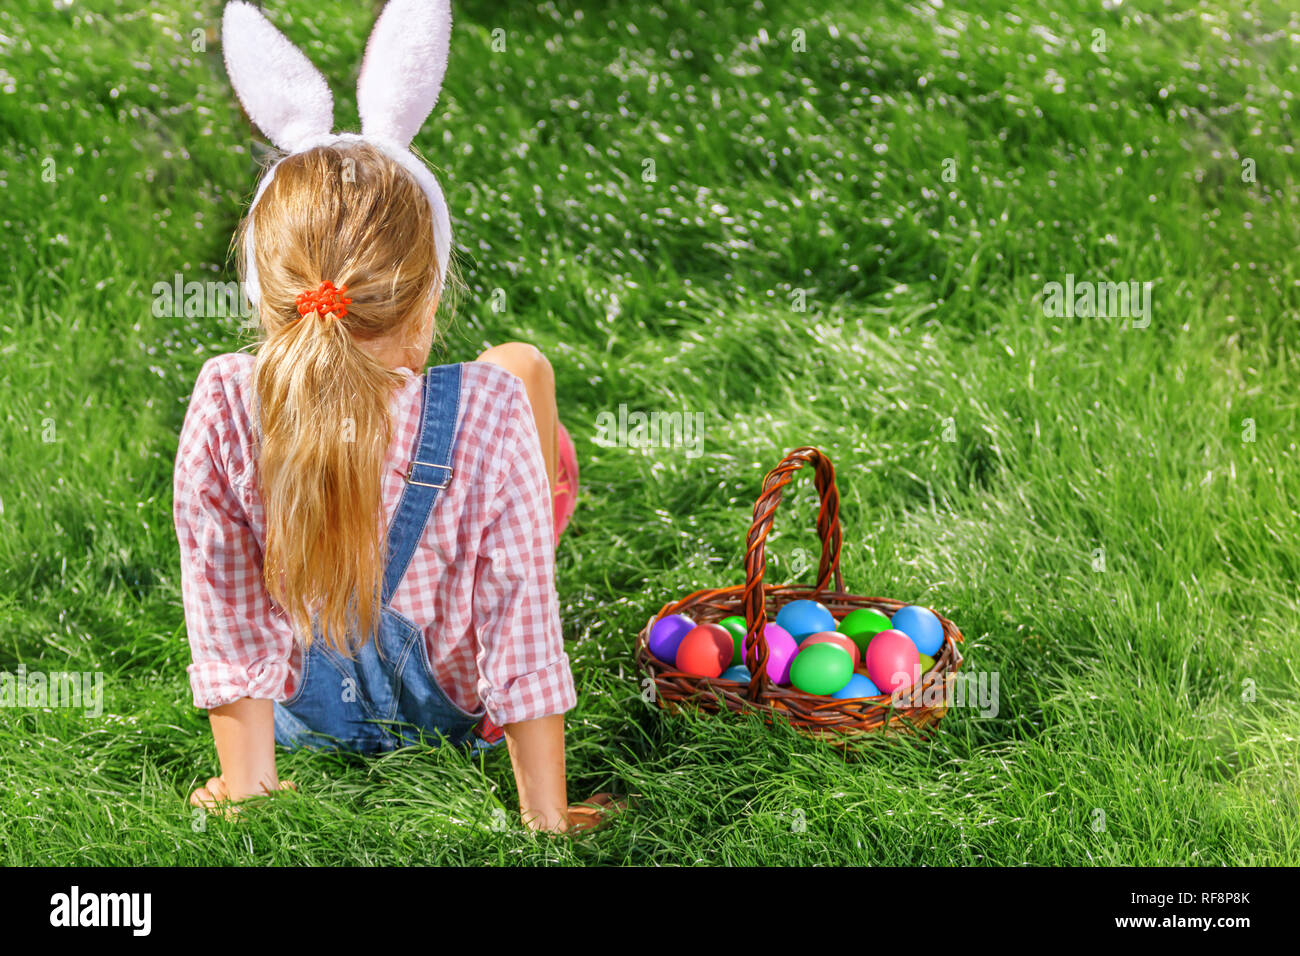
(1, 0, 1297, 865)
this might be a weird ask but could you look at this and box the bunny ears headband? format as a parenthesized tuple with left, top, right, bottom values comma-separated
(222, 0, 454, 308)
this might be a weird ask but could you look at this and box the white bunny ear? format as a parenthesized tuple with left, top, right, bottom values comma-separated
(357, 0, 452, 148)
(222, 1, 334, 152)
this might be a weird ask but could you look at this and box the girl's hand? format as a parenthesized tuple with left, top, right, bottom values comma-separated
(189, 775, 296, 819)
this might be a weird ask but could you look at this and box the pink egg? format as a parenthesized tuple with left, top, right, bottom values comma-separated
(742, 623, 798, 684)
(864, 629, 921, 694)
(797, 631, 861, 669)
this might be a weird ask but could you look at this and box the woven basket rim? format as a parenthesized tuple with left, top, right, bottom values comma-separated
(637, 585, 965, 736)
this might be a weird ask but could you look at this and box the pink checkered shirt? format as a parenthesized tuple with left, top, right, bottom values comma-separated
(172, 352, 576, 737)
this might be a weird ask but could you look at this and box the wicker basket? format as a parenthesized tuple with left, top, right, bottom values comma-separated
(635, 446, 964, 742)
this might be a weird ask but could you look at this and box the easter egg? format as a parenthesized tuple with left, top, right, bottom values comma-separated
(797, 631, 861, 668)
(832, 673, 882, 700)
(718, 615, 748, 666)
(675, 624, 734, 678)
(648, 613, 695, 665)
(918, 653, 935, 674)
(890, 605, 945, 657)
(775, 600, 836, 642)
(742, 623, 798, 684)
(864, 629, 921, 694)
(789, 642, 854, 696)
(720, 665, 751, 683)
(837, 608, 893, 653)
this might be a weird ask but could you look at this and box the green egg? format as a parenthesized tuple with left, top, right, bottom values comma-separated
(837, 608, 893, 654)
(718, 615, 748, 666)
(789, 643, 855, 696)
(919, 652, 935, 674)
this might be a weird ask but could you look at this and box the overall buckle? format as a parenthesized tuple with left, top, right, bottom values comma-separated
(405, 461, 452, 489)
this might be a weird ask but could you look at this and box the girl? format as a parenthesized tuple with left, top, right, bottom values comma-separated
(175, 0, 611, 832)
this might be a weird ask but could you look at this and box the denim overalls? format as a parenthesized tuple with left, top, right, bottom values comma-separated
(273, 363, 501, 755)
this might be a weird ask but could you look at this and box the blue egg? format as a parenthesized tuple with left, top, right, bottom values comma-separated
(775, 600, 836, 642)
(832, 673, 882, 699)
(719, 665, 751, 683)
(890, 606, 945, 657)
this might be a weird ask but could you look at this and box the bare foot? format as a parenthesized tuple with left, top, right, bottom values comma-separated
(566, 792, 629, 833)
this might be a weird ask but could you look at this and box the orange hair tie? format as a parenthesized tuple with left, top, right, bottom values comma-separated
(294, 281, 352, 321)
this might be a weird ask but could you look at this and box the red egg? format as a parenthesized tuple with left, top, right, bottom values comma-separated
(798, 631, 861, 669)
(675, 624, 734, 678)
(864, 629, 921, 694)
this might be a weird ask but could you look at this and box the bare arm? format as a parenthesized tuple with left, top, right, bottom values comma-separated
(503, 713, 568, 831)
(190, 697, 284, 808)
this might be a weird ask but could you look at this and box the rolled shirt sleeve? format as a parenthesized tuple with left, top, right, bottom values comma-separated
(471, 379, 577, 727)
(174, 360, 293, 710)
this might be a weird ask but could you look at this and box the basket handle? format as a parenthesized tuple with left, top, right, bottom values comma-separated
(740, 446, 844, 701)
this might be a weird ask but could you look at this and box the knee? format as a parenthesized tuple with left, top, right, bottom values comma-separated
(476, 342, 554, 394)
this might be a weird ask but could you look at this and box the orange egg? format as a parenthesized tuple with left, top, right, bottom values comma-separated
(675, 624, 734, 678)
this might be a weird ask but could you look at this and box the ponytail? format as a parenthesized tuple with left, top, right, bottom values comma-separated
(254, 309, 405, 651)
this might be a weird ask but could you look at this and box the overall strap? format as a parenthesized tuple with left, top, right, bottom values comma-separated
(382, 363, 463, 604)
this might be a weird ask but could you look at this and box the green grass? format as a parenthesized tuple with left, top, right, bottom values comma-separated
(1, 0, 1298, 864)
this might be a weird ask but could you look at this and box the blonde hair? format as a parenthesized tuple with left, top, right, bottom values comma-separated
(236, 143, 443, 653)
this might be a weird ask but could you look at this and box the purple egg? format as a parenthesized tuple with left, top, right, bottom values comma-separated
(648, 613, 696, 665)
(742, 623, 799, 684)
